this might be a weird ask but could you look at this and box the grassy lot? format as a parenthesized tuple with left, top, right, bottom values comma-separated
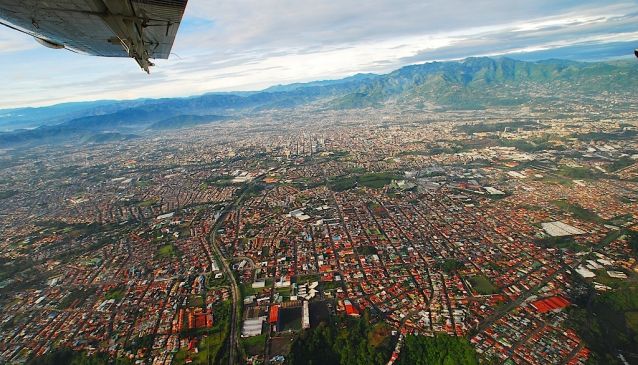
(58, 288, 96, 309)
(276, 287, 292, 297)
(156, 244, 178, 259)
(295, 274, 320, 285)
(241, 334, 267, 356)
(468, 275, 498, 295)
(359, 173, 402, 189)
(328, 172, 403, 191)
(534, 175, 573, 186)
(600, 229, 624, 246)
(104, 286, 125, 301)
(138, 198, 157, 207)
(239, 283, 257, 298)
(187, 295, 204, 308)
(356, 245, 378, 256)
(552, 200, 605, 224)
(206, 273, 228, 288)
(321, 281, 342, 291)
(558, 166, 600, 180)
(0, 190, 18, 199)
(279, 307, 302, 331)
(537, 236, 587, 251)
(593, 270, 627, 288)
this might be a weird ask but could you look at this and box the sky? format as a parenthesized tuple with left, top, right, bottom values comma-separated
(1, 0, 637, 109)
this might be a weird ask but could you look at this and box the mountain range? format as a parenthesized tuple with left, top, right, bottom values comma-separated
(1, 57, 636, 146)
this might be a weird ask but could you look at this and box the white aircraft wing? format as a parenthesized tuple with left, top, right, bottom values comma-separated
(0, 0, 188, 73)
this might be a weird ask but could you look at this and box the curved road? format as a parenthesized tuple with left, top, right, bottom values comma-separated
(208, 224, 240, 365)
(207, 178, 264, 365)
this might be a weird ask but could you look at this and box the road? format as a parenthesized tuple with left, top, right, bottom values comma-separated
(207, 179, 263, 365)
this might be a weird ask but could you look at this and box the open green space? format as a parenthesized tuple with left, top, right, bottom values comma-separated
(439, 259, 465, 273)
(600, 229, 625, 246)
(468, 275, 498, 295)
(629, 231, 638, 256)
(241, 333, 267, 356)
(26, 349, 133, 365)
(187, 295, 204, 308)
(557, 165, 600, 180)
(498, 136, 560, 153)
(156, 244, 178, 259)
(535, 174, 573, 186)
(104, 286, 125, 301)
(58, 288, 97, 309)
(239, 282, 257, 297)
(279, 307, 302, 331)
(138, 198, 157, 207)
(355, 245, 378, 256)
(328, 172, 403, 191)
(608, 157, 635, 172)
(295, 274, 320, 285)
(204, 174, 235, 187)
(537, 236, 587, 252)
(552, 200, 605, 224)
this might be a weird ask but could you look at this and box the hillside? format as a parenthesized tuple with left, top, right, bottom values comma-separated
(1, 57, 637, 146)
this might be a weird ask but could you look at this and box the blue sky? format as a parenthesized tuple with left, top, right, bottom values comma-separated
(1, 0, 637, 108)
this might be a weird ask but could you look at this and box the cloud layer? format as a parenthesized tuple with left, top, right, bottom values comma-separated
(1, 0, 637, 108)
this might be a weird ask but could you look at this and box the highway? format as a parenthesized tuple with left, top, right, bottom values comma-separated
(207, 179, 263, 365)
(208, 221, 241, 365)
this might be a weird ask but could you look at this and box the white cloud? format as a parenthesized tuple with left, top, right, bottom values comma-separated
(0, 0, 637, 108)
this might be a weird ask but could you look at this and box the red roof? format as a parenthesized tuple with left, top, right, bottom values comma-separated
(269, 305, 280, 324)
(344, 302, 360, 316)
(531, 296, 570, 313)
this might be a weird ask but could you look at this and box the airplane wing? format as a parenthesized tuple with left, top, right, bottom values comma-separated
(0, 0, 188, 73)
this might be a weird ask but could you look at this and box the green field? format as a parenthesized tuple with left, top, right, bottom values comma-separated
(138, 198, 157, 207)
(328, 172, 403, 191)
(468, 275, 498, 295)
(552, 200, 605, 224)
(241, 334, 267, 356)
(156, 244, 178, 259)
(104, 287, 125, 301)
(187, 295, 204, 308)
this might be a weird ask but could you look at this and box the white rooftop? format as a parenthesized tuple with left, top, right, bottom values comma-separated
(541, 221, 585, 237)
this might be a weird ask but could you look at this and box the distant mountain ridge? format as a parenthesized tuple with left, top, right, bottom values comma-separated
(1, 57, 637, 146)
(148, 115, 229, 130)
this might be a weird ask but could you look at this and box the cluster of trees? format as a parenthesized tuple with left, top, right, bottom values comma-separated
(329, 172, 403, 192)
(438, 259, 465, 273)
(459, 120, 547, 134)
(629, 231, 638, 256)
(396, 334, 479, 365)
(26, 349, 131, 365)
(287, 314, 394, 365)
(567, 282, 638, 364)
(564, 231, 638, 364)
(498, 137, 561, 153)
